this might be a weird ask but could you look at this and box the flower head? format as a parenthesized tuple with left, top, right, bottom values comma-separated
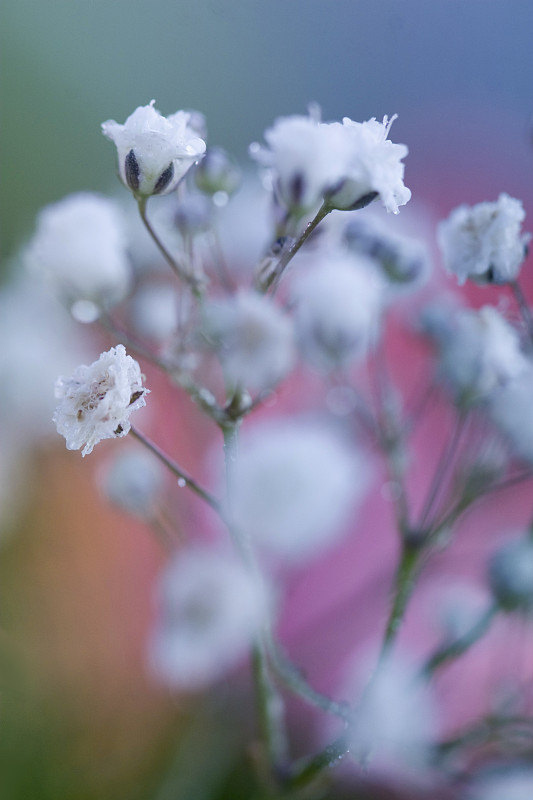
(102, 101, 206, 198)
(24, 192, 131, 321)
(149, 548, 268, 689)
(327, 115, 411, 214)
(250, 111, 350, 215)
(53, 345, 148, 456)
(438, 193, 530, 285)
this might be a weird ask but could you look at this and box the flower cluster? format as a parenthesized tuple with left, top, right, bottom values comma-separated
(9, 98, 533, 800)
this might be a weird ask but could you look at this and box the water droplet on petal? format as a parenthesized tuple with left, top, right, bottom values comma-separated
(177, 478, 186, 488)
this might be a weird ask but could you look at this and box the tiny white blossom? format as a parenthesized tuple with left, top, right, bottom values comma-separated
(346, 653, 437, 777)
(489, 365, 533, 462)
(250, 111, 350, 215)
(102, 100, 206, 197)
(130, 282, 181, 342)
(24, 193, 131, 319)
(53, 345, 148, 456)
(100, 448, 166, 518)
(468, 766, 533, 800)
(431, 306, 528, 407)
(292, 252, 385, 371)
(438, 193, 530, 285)
(202, 291, 295, 392)
(229, 419, 367, 562)
(327, 115, 411, 214)
(488, 535, 533, 612)
(149, 548, 268, 689)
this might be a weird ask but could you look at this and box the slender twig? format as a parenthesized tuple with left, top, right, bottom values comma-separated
(137, 197, 202, 294)
(258, 202, 330, 293)
(422, 604, 498, 676)
(380, 542, 422, 658)
(130, 426, 221, 512)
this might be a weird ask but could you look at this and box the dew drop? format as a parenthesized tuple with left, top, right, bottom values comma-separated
(71, 299, 100, 323)
(177, 478, 186, 488)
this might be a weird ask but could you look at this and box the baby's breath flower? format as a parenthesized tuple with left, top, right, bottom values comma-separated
(292, 252, 385, 371)
(202, 291, 295, 392)
(53, 345, 149, 456)
(149, 548, 268, 689)
(24, 192, 131, 321)
(102, 100, 206, 198)
(250, 111, 349, 216)
(468, 766, 533, 800)
(489, 365, 533, 462)
(229, 419, 367, 562)
(438, 193, 530, 285)
(488, 535, 533, 612)
(327, 115, 411, 214)
(100, 449, 165, 518)
(430, 305, 528, 407)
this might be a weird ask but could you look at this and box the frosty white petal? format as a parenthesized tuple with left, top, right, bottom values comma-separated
(24, 192, 131, 316)
(149, 548, 268, 689)
(102, 101, 207, 197)
(438, 193, 529, 284)
(53, 345, 148, 456)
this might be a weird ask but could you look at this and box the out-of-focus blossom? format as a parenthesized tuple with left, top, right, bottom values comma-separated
(24, 192, 131, 321)
(99, 448, 166, 519)
(229, 419, 367, 563)
(432, 582, 491, 643)
(488, 535, 533, 612)
(345, 653, 437, 777)
(194, 146, 241, 198)
(291, 252, 385, 371)
(468, 765, 533, 800)
(149, 548, 267, 689)
(429, 305, 528, 407)
(438, 194, 530, 285)
(102, 101, 206, 198)
(53, 345, 149, 456)
(202, 291, 295, 392)
(327, 115, 411, 214)
(130, 282, 181, 342)
(489, 365, 533, 462)
(249, 111, 350, 216)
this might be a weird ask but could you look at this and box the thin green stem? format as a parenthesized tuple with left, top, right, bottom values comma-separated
(137, 197, 203, 295)
(130, 426, 221, 512)
(418, 412, 467, 532)
(380, 542, 422, 659)
(285, 736, 349, 791)
(422, 604, 498, 676)
(258, 203, 331, 293)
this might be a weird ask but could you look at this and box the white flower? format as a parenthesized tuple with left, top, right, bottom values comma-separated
(102, 100, 206, 197)
(100, 448, 166, 518)
(53, 345, 148, 456)
(202, 291, 295, 392)
(469, 767, 533, 800)
(327, 115, 411, 214)
(130, 282, 181, 342)
(229, 419, 366, 562)
(438, 193, 529, 285)
(432, 306, 528, 406)
(149, 548, 267, 689)
(250, 111, 350, 215)
(346, 653, 437, 777)
(292, 252, 385, 371)
(489, 365, 533, 462)
(24, 192, 131, 320)
(488, 535, 533, 611)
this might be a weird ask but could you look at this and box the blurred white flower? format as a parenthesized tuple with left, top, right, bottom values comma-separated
(202, 291, 295, 392)
(327, 115, 411, 214)
(489, 365, 533, 462)
(438, 193, 529, 285)
(24, 192, 131, 320)
(229, 419, 367, 562)
(488, 535, 533, 612)
(102, 100, 206, 197)
(130, 282, 181, 342)
(431, 306, 528, 407)
(347, 653, 437, 777)
(53, 344, 148, 456)
(468, 766, 533, 800)
(292, 252, 385, 371)
(99, 448, 166, 518)
(250, 111, 349, 215)
(432, 581, 490, 643)
(149, 548, 267, 689)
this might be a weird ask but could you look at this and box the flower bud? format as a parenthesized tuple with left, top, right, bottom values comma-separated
(194, 147, 241, 197)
